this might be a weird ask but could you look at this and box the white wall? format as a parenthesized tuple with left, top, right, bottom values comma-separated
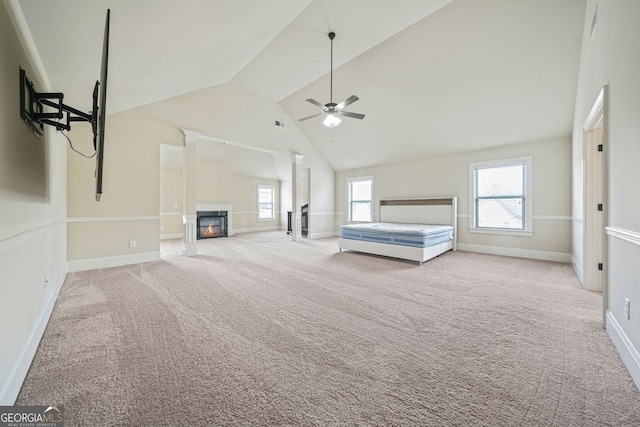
(572, 0, 640, 389)
(0, 2, 68, 404)
(336, 137, 572, 262)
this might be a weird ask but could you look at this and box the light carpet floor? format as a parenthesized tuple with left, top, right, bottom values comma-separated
(17, 232, 640, 426)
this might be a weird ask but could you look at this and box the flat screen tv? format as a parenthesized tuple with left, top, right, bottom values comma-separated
(94, 9, 110, 201)
(18, 9, 111, 201)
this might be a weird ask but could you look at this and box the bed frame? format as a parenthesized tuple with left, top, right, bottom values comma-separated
(338, 197, 457, 265)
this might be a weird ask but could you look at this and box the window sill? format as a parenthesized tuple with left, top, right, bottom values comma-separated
(469, 227, 533, 237)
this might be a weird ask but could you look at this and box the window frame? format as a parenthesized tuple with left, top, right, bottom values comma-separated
(469, 156, 533, 236)
(257, 184, 276, 221)
(347, 176, 373, 223)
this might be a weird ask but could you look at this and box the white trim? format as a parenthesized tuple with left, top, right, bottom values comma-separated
(468, 228, 533, 237)
(182, 215, 197, 255)
(67, 216, 160, 223)
(196, 202, 232, 211)
(182, 129, 283, 155)
(457, 243, 571, 263)
(182, 129, 201, 143)
(469, 156, 533, 234)
(0, 218, 67, 253)
(257, 185, 276, 221)
(606, 311, 640, 391)
(460, 214, 570, 221)
(606, 227, 640, 247)
(68, 251, 161, 272)
(571, 255, 584, 284)
(160, 212, 182, 216)
(0, 265, 67, 404)
(572, 217, 584, 224)
(584, 87, 605, 130)
(347, 175, 374, 222)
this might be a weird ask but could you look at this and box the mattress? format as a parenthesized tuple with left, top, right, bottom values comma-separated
(340, 223, 454, 248)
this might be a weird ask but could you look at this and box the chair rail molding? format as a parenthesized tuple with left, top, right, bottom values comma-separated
(606, 226, 640, 247)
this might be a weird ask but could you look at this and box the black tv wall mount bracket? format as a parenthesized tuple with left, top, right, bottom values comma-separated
(20, 68, 96, 136)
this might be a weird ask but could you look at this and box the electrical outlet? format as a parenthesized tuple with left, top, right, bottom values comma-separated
(625, 298, 630, 320)
(129, 240, 137, 248)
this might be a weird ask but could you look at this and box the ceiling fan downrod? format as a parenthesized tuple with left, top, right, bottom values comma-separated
(329, 32, 335, 105)
(297, 31, 365, 127)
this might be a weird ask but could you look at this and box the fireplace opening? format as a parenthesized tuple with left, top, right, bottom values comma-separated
(197, 211, 228, 239)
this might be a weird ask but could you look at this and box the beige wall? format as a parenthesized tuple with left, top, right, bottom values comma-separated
(572, 0, 640, 388)
(66, 109, 173, 268)
(162, 157, 284, 236)
(232, 176, 281, 233)
(68, 80, 336, 264)
(196, 159, 234, 203)
(336, 137, 572, 260)
(0, 3, 67, 403)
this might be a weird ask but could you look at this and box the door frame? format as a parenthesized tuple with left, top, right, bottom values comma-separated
(583, 86, 609, 326)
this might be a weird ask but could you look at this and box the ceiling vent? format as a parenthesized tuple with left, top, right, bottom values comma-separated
(274, 120, 286, 129)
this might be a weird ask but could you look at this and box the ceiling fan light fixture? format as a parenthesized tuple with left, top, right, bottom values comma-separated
(298, 32, 364, 130)
(323, 114, 341, 128)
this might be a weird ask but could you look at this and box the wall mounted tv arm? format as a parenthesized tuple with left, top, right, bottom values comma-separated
(20, 68, 98, 137)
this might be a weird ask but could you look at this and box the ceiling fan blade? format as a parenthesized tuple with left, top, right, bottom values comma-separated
(338, 110, 365, 120)
(336, 95, 359, 110)
(306, 98, 326, 109)
(298, 112, 324, 121)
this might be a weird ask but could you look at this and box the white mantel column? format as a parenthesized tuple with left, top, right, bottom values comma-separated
(291, 154, 304, 241)
(182, 131, 199, 256)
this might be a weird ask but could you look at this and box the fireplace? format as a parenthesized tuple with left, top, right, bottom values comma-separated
(197, 211, 228, 239)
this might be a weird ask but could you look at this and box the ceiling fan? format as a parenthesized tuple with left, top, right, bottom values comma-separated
(298, 32, 365, 128)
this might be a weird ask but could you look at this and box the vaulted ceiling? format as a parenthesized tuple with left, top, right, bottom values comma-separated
(14, 0, 586, 178)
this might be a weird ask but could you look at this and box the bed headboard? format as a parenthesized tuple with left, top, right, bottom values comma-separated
(379, 197, 457, 224)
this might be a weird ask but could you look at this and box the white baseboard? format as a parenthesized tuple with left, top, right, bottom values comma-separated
(571, 255, 584, 285)
(160, 233, 183, 240)
(68, 251, 161, 272)
(457, 243, 572, 263)
(606, 310, 640, 391)
(0, 265, 67, 405)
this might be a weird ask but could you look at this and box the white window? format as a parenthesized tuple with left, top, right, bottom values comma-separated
(347, 176, 373, 222)
(258, 185, 275, 220)
(469, 156, 532, 235)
